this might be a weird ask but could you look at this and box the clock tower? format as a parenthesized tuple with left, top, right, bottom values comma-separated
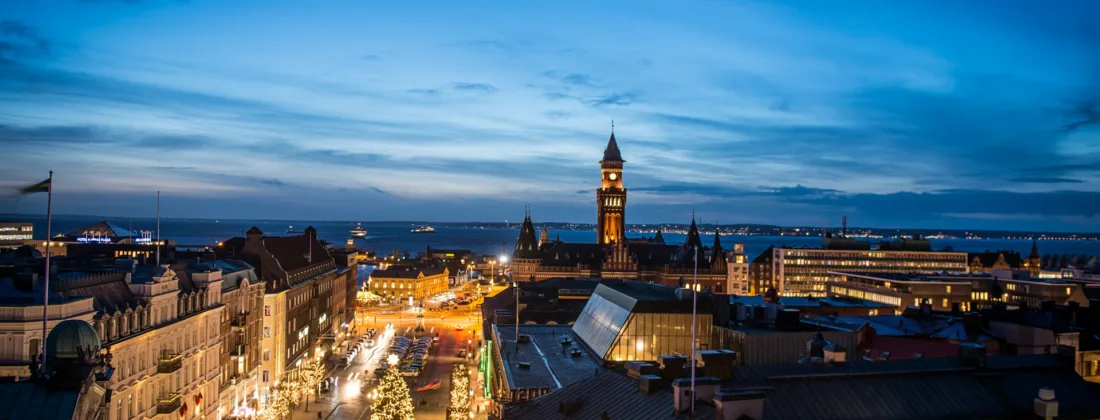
(597, 130, 626, 245)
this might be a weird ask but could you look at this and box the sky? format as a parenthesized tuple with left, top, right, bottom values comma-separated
(1, 0, 1098, 231)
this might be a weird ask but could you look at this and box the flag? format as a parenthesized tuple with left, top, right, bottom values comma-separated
(19, 178, 51, 194)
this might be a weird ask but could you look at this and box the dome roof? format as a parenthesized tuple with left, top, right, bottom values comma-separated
(46, 320, 101, 363)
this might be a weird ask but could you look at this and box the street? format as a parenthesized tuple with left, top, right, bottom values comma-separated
(293, 301, 485, 419)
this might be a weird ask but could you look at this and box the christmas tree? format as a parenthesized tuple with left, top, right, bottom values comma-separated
(447, 363, 471, 420)
(371, 354, 415, 420)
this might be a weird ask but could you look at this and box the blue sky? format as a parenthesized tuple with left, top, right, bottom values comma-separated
(1, 0, 1098, 230)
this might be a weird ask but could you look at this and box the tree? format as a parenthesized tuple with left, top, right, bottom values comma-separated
(447, 363, 471, 420)
(261, 385, 294, 420)
(371, 355, 415, 420)
(301, 360, 326, 410)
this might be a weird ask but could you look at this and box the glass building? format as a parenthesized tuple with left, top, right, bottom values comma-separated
(572, 281, 712, 362)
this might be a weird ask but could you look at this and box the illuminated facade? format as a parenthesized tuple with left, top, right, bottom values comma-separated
(571, 282, 713, 363)
(369, 265, 449, 302)
(596, 132, 626, 245)
(511, 131, 731, 292)
(0, 222, 32, 249)
(215, 226, 348, 406)
(764, 247, 969, 297)
(826, 272, 1091, 312)
(726, 243, 750, 295)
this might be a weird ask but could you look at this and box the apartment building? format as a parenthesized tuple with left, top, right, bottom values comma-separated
(754, 240, 969, 297)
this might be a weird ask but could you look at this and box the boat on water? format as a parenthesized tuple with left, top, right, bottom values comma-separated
(411, 225, 436, 234)
(415, 378, 441, 392)
(350, 223, 367, 237)
(286, 225, 295, 233)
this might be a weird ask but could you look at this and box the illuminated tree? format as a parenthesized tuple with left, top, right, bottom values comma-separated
(447, 363, 470, 420)
(371, 355, 415, 420)
(261, 386, 294, 420)
(301, 360, 326, 410)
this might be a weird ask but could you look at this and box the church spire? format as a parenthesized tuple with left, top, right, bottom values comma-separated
(1029, 239, 1040, 259)
(514, 208, 539, 258)
(601, 130, 623, 163)
(710, 224, 726, 265)
(684, 213, 703, 250)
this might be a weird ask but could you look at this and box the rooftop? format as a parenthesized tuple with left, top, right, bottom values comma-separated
(508, 354, 1100, 420)
(595, 281, 712, 314)
(806, 312, 999, 341)
(729, 295, 892, 309)
(493, 324, 600, 391)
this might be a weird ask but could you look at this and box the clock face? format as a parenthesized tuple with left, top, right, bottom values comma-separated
(609, 173, 618, 181)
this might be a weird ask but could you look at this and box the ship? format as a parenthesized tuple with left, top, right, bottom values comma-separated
(411, 225, 436, 234)
(286, 225, 295, 233)
(350, 223, 368, 237)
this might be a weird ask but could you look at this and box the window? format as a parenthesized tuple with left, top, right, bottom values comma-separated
(265, 305, 271, 316)
(264, 327, 270, 338)
(946, 285, 952, 293)
(263, 370, 270, 382)
(28, 339, 40, 360)
(263, 349, 270, 361)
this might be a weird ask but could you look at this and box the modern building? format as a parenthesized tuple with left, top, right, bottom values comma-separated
(726, 243, 749, 295)
(826, 271, 1091, 312)
(368, 264, 448, 303)
(754, 242, 969, 297)
(0, 222, 33, 249)
(215, 226, 346, 406)
(572, 281, 713, 363)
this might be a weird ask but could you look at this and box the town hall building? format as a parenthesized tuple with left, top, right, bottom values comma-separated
(511, 131, 732, 293)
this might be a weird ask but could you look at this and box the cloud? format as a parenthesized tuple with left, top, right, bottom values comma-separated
(545, 111, 570, 120)
(586, 93, 637, 107)
(452, 82, 497, 94)
(258, 178, 286, 187)
(1011, 177, 1085, 184)
(406, 88, 441, 96)
(561, 73, 592, 86)
(0, 20, 51, 61)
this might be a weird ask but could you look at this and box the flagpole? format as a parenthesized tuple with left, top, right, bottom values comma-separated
(156, 191, 161, 267)
(40, 171, 53, 367)
(691, 244, 697, 416)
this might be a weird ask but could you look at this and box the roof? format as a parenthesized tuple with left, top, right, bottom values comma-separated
(732, 355, 1100, 420)
(53, 271, 136, 313)
(493, 324, 601, 391)
(371, 265, 446, 279)
(969, 250, 1024, 268)
(601, 132, 623, 163)
(504, 370, 709, 420)
(0, 381, 82, 420)
(259, 234, 331, 272)
(513, 212, 540, 259)
(186, 259, 258, 291)
(807, 313, 999, 342)
(65, 221, 136, 239)
(595, 281, 712, 314)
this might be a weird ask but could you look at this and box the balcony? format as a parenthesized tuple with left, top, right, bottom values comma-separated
(157, 353, 183, 374)
(231, 312, 249, 329)
(230, 346, 247, 357)
(156, 393, 182, 414)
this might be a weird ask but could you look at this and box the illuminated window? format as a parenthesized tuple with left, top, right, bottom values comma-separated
(1066, 287, 1072, 296)
(946, 285, 952, 293)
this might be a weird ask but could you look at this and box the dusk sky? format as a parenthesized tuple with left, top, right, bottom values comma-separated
(1, 0, 1098, 231)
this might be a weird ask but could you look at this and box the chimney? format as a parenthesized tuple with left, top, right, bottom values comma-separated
(958, 342, 987, 368)
(823, 344, 847, 364)
(714, 390, 765, 420)
(13, 272, 37, 293)
(672, 377, 722, 413)
(696, 350, 737, 380)
(637, 374, 663, 394)
(1034, 388, 1058, 420)
(658, 355, 687, 382)
(963, 312, 982, 335)
(626, 361, 659, 379)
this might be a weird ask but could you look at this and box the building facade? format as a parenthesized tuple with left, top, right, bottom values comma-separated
(369, 265, 448, 302)
(510, 131, 734, 292)
(0, 222, 33, 249)
(760, 246, 970, 297)
(726, 243, 750, 295)
(215, 226, 348, 407)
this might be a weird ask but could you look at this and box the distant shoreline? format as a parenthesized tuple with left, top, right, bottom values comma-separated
(2, 213, 1097, 240)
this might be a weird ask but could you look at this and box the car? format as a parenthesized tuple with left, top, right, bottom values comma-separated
(455, 327, 464, 332)
(433, 334, 440, 342)
(457, 350, 466, 358)
(337, 358, 350, 368)
(401, 369, 418, 377)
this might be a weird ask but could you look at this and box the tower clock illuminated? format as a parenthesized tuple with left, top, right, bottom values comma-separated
(597, 131, 626, 245)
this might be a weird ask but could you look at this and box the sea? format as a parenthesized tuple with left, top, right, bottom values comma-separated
(6, 215, 1099, 260)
